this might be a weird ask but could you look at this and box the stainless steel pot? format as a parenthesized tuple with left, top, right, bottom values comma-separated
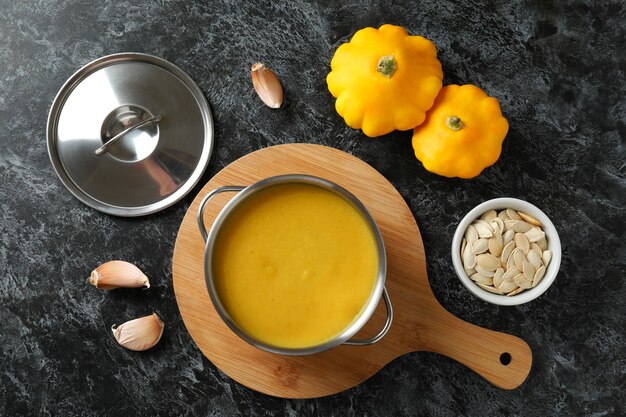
(197, 174, 393, 356)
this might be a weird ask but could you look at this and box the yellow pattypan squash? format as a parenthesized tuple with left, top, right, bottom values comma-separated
(327, 24, 443, 137)
(412, 84, 509, 179)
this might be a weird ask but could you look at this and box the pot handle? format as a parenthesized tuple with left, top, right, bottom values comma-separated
(344, 287, 393, 346)
(197, 186, 246, 242)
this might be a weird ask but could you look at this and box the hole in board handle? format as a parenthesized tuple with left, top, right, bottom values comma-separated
(500, 352, 512, 366)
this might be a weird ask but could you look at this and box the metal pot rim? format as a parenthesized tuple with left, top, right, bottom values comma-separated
(200, 174, 389, 356)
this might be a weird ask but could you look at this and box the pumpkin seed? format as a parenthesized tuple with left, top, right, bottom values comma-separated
(542, 250, 552, 267)
(471, 273, 493, 285)
(480, 209, 497, 222)
(477, 283, 501, 294)
(493, 268, 505, 288)
(476, 253, 501, 271)
(507, 249, 517, 269)
(503, 230, 515, 246)
(463, 242, 476, 269)
(501, 241, 516, 264)
(522, 261, 536, 281)
(525, 227, 545, 243)
(498, 210, 511, 221)
(498, 280, 519, 293)
(501, 265, 520, 281)
(514, 233, 530, 254)
(518, 211, 542, 227)
(488, 233, 504, 257)
(476, 264, 496, 277)
(514, 249, 527, 271)
(537, 237, 548, 251)
(514, 274, 533, 289)
(473, 220, 494, 238)
(530, 243, 542, 258)
(465, 224, 478, 244)
(491, 217, 505, 234)
(507, 209, 522, 221)
(527, 250, 542, 269)
(505, 220, 532, 233)
(507, 287, 525, 296)
(533, 265, 546, 287)
(472, 238, 489, 255)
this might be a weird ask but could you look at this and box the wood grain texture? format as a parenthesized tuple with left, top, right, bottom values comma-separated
(172, 144, 532, 398)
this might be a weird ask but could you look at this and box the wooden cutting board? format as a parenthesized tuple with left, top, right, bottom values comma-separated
(172, 143, 532, 398)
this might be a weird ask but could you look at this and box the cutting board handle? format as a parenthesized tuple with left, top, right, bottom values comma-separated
(420, 306, 532, 389)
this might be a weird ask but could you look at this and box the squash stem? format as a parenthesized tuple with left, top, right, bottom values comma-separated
(377, 55, 397, 78)
(446, 116, 465, 131)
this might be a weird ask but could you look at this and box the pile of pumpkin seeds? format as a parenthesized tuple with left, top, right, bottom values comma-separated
(461, 209, 552, 296)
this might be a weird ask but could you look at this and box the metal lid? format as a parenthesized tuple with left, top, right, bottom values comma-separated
(47, 53, 214, 216)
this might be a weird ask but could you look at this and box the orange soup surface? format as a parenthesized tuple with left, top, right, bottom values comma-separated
(212, 183, 379, 348)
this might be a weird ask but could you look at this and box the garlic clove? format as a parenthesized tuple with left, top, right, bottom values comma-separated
(112, 313, 164, 351)
(251, 62, 283, 108)
(90, 260, 150, 290)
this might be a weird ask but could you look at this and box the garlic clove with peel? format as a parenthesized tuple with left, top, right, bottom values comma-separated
(112, 313, 164, 351)
(90, 260, 150, 290)
(251, 62, 283, 108)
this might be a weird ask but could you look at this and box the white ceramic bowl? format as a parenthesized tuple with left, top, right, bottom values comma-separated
(452, 198, 561, 306)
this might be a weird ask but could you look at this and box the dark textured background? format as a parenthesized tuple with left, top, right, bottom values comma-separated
(1, 0, 624, 416)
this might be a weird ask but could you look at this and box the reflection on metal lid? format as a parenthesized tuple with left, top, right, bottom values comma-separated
(47, 53, 214, 216)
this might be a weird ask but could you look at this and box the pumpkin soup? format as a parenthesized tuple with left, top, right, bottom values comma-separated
(212, 183, 379, 348)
